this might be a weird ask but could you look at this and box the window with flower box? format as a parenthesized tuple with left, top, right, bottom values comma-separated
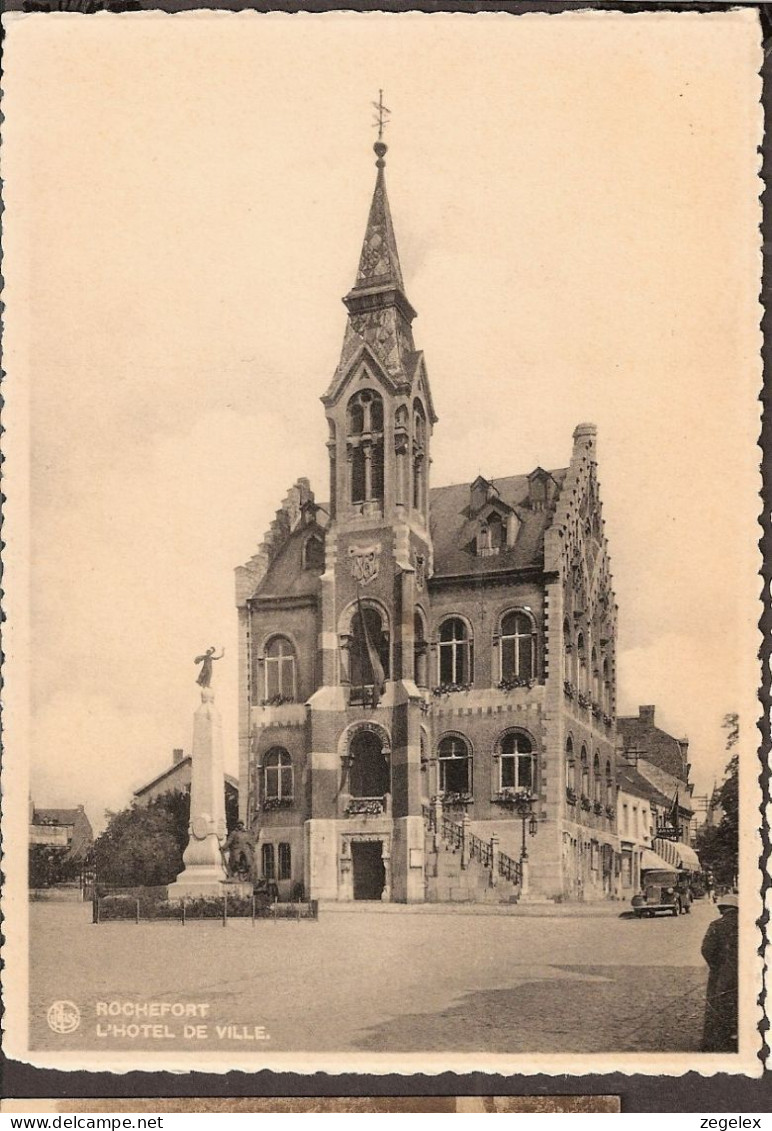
(349, 728, 390, 799)
(498, 731, 535, 792)
(580, 745, 590, 802)
(566, 737, 576, 799)
(499, 610, 536, 683)
(438, 734, 472, 795)
(264, 747, 293, 806)
(438, 618, 473, 685)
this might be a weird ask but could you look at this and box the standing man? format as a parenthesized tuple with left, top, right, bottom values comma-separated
(700, 892, 739, 1052)
(220, 821, 255, 880)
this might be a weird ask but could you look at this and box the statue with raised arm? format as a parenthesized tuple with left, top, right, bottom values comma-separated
(194, 646, 224, 688)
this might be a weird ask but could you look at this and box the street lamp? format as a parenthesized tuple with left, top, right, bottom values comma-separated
(511, 793, 538, 888)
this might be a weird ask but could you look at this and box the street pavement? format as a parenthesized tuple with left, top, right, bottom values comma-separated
(29, 898, 715, 1054)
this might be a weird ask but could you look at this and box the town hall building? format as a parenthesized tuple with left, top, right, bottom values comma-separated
(235, 138, 621, 903)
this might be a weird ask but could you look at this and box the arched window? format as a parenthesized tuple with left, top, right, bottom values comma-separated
(413, 400, 426, 514)
(347, 390, 384, 507)
(349, 606, 389, 703)
(566, 737, 576, 792)
(499, 732, 535, 792)
(577, 633, 587, 691)
(261, 843, 275, 880)
(349, 729, 390, 798)
(605, 759, 613, 806)
(439, 618, 473, 685)
(438, 734, 472, 795)
(264, 636, 296, 702)
(414, 611, 428, 687)
(303, 534, 325, 571)
(580, 746, 589, 798)
(499, 610, 536, 682)
(593, 752, 602, 803)
(348, 397, 365, 435)
(563, 618, 574, 683)
(264, 747, 293, 801)
(591, 647, 600, 702)
(602, 657, 610, 710)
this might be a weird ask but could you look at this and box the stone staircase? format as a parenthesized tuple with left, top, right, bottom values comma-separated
(422, 803, 522, 905)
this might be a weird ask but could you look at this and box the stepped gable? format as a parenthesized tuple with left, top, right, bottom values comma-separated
(429, 469, 567, 578)
(235, 479, 327, 606)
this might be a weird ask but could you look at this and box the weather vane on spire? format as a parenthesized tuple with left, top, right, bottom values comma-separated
(372, 90, 391, 141)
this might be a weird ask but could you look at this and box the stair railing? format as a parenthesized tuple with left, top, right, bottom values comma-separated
(498, 850, 522, 886)
(423, 806, 521, 890)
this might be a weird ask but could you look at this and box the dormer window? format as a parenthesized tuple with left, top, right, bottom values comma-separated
(303, 534, 325, 571)
(478, 511, 504, 556)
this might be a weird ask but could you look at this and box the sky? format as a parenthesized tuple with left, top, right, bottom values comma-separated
(3, 9, 762, 831)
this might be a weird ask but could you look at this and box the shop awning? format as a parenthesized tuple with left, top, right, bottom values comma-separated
(652, 838, 701, 871)
(640, 848, 678, 872)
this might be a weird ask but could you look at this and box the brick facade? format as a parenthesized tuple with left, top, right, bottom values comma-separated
(235, 143, 621, 902)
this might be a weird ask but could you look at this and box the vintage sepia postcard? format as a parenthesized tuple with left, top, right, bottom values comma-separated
(1, 5, 766, 1090)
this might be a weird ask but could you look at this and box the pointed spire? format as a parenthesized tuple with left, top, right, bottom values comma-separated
(350, 141, 406, 295)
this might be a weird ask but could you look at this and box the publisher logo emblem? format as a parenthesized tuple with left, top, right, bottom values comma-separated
(47, 1000, 81, 1034)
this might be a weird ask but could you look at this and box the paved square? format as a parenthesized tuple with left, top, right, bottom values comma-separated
(30, 900, 713, 1054)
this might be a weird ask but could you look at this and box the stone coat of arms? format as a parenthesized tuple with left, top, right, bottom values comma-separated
(349, 542, 381, 585)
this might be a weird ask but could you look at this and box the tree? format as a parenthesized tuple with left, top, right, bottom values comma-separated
(91, 787, 240, 888)
(28, 844, 81, 889)
(695, 714, 739, 887)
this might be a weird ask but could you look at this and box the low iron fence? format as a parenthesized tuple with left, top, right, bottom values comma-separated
(93, 887, 318, 925)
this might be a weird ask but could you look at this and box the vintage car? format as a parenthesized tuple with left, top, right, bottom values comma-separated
(631, 868, 690, 917)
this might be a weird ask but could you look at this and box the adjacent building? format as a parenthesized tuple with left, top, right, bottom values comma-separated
(235, 139, 621, 903)
(133, 747, 239, 813)
(617, 705, 699, 875)
(29, 801, 94, 863)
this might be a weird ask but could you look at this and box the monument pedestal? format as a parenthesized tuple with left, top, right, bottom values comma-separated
(168, 687, 229, 900)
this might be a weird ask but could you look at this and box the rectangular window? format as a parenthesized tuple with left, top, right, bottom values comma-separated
(261, 843, 275, 880)
(278, 843, 292, 881)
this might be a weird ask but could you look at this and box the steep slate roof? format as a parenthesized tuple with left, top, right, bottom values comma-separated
(31, 806, 93, 859)
(429, 470, 567, 579)
(32, 808, 82, 825)
(635, 758, 694, 815)
(616, 765, 672, 808)
(253, 525, 325, 600)
(617, 708, 689, 781)
(133, 757, 238, 799)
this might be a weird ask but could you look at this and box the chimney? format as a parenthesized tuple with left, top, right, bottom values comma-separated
(172, 748, 184, 765)
(639, 705, 655, 725)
